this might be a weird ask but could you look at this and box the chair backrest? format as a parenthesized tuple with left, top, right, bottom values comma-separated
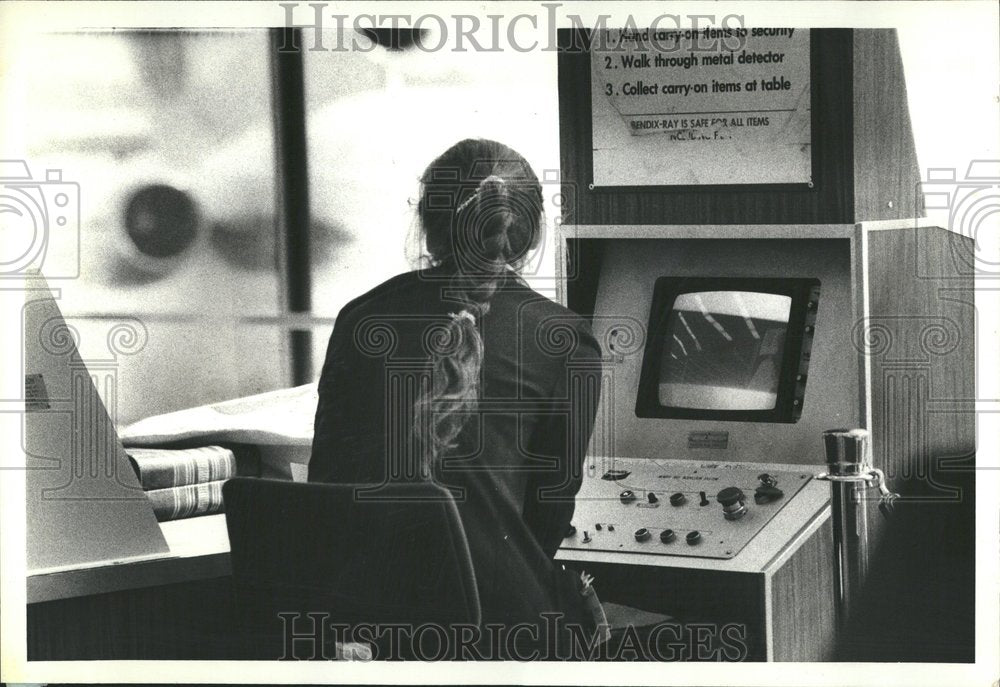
(223, 477, 481, 658)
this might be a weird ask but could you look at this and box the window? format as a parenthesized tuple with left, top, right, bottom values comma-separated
(302, 29, 560, 373)
(14, 28, 560, 425)
(19, 30, 280, 425)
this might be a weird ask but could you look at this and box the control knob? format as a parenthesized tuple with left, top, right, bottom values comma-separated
(758, 473, 778, 487)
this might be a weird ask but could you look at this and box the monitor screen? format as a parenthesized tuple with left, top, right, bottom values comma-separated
(636, 278, 820, 423)
(657, 291, 791, 411)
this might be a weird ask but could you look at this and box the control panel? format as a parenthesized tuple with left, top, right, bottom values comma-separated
(562, 457, 813, 560)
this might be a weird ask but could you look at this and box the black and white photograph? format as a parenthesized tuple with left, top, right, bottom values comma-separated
(0, 1, 997, 684)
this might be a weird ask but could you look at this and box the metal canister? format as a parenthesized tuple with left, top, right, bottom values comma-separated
(822, 428, 872, 628)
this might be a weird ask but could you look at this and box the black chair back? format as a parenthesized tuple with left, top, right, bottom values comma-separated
(223, 477, 480, 659)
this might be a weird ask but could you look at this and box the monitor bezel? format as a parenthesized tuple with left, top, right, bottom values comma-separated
(635, 276, 820, 423)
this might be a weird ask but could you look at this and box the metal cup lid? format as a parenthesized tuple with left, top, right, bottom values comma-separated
(822, 428, 871, 471)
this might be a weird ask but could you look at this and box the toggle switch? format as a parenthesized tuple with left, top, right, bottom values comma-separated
(602, 468, 631, 481)
(699, 491, 710, 506)
(754, 484, 784, 504)
(582, 531, 592, 543)
(647, 492, 658, 504)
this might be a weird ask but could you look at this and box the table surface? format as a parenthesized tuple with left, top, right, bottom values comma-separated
(27, 513, 232, 604)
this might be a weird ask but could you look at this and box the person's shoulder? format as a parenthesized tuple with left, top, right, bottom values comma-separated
(334, 269, 432, 322)
(509, 283, 601, 360)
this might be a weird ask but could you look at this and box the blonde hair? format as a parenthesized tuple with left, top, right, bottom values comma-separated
(413, 139, 543, 461)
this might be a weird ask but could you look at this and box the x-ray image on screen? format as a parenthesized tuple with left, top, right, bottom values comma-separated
(656, 291, 792, 411)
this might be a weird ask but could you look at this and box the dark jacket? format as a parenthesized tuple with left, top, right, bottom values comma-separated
(308, 266, 602, 634)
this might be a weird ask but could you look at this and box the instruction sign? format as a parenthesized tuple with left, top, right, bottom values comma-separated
(591, 28, 812, 186)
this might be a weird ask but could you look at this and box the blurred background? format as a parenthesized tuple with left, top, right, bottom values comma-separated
(8, 27, 560, 425)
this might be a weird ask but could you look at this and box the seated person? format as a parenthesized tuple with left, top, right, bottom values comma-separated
(308, 138, 605, 658)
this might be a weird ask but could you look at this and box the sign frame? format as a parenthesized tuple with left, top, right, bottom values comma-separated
(585, 29, 820, 193)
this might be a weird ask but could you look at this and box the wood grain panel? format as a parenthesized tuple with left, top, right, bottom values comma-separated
(852, 30, 924, 222)
(856, 224, 975, 662)
(865, 225, 975, 553)
(769, 517, 837, 661)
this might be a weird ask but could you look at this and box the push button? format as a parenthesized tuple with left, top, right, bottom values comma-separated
(634, 528, 651, 543)
(717, 487, 749, 520)
(659, 529, 676, 544)
(620, 490, 636, 504)
(717, 487, 744, 506)
(686, 531, 701, 545)
(669, 492, 686, 507)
